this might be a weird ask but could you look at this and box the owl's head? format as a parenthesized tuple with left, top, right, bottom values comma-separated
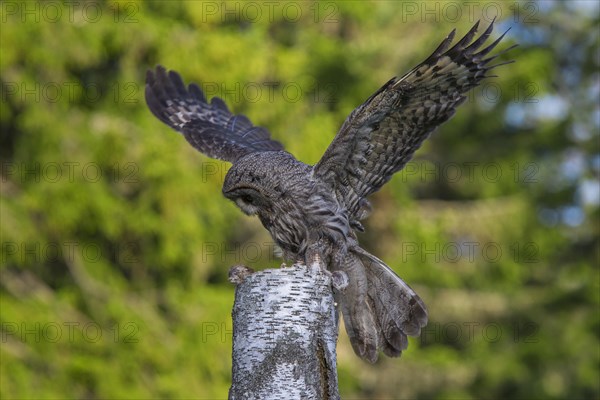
(222, 151, 304, 217)
(222, 184, 268, 216)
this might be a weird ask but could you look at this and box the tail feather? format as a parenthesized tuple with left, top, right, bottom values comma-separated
(366, 294, 408, 358)
(337, 293, 379, 363)
(332, 255, 379, 363)
(337, 247, 428, 362)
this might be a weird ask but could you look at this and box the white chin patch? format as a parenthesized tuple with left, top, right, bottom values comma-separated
(235, 199, 258, 215)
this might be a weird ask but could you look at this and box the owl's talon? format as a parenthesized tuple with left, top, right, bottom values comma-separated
(331, 270, 350, 291)
(228, 265, 254, 285)
(305, 241, 328, 268)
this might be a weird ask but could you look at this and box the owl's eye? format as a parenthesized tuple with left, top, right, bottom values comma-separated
(241, 194, 255, 204)
(225, 188, 264, 216)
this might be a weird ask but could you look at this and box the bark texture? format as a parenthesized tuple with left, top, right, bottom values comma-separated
(229, 263, 339, 400)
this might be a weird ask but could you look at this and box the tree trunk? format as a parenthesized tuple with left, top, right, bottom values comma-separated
(228, 263, 340, 400)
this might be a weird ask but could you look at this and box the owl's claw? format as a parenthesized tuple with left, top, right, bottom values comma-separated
(305, 242, 350, 291)
(228, 265, 255, 285)
(304, 242, 326, 270)
(330, 270, 350, 291)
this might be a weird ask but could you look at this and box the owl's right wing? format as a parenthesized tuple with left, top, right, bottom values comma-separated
(145, 66, 284, 163)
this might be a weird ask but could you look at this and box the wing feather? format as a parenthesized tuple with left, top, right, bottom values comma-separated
(314, 20, 515, 227)
(145, 66, 284, 163)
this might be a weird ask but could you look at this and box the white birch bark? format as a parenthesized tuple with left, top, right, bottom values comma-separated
(228, 262, 340, 400)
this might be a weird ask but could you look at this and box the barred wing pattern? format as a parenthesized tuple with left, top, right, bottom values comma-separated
(314, 20, 515, 227)
(145, 66, 284, 163)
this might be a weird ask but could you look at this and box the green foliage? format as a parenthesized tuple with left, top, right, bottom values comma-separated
(1, 1, 598, 399)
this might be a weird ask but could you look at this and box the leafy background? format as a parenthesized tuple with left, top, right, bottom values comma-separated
(1, 1, 598, 399)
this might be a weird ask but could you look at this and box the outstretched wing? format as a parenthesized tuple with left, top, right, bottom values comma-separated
(145, 66, 284, 163)
(314, 20, 515, 228)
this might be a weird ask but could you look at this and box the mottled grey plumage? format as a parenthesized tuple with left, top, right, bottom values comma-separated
(145, 67, 284, 161)
(145, 21, 514, 363)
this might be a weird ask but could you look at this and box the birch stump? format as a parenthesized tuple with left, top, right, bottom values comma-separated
(228, 262, 340, 400)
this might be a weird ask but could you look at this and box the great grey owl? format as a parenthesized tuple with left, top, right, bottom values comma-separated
(145, 20, 514, 363)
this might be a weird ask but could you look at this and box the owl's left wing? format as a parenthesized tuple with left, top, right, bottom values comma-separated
(314, 20, 515, 229)
(145, 66, 284, 163)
